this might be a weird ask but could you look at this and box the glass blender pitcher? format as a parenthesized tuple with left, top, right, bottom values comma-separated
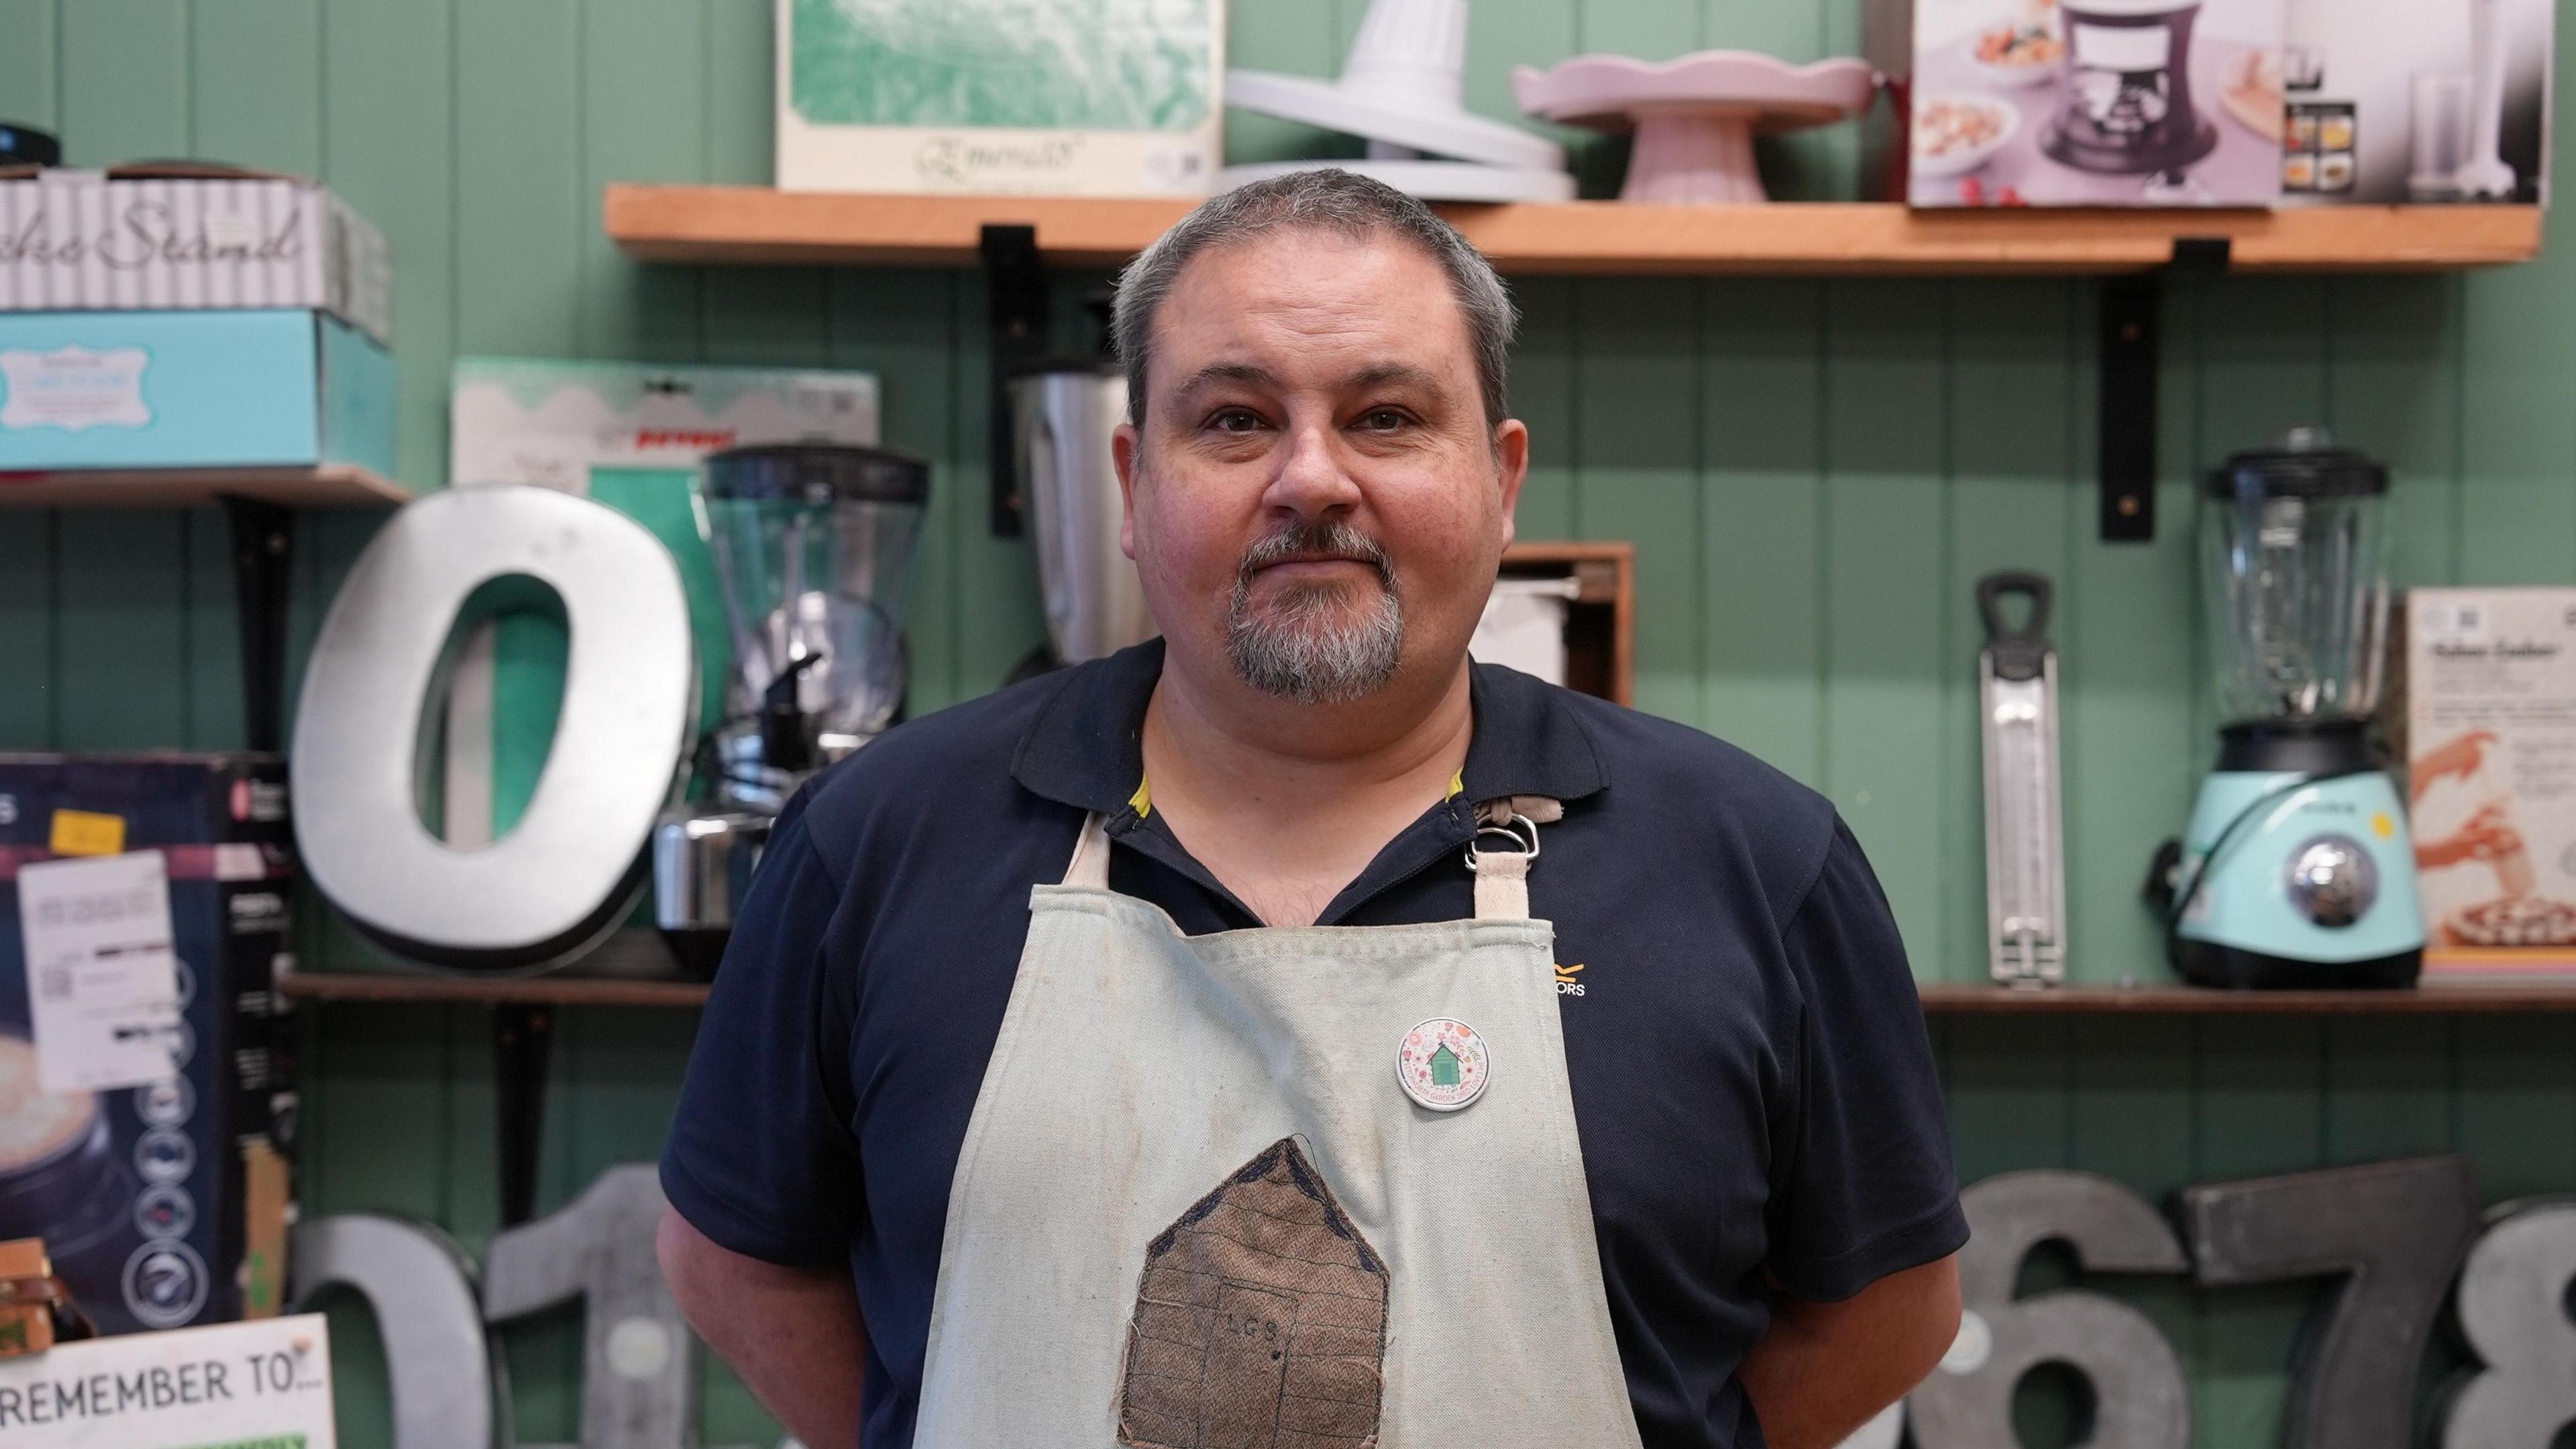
(2159, 429, 2424, 987)
(653, 443, 930, 975)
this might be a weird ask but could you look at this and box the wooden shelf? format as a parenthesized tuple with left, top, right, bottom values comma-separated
(0, 465, 412, 509)
(1919, 981, 2576, 1014)
(277, 967, 2576, 1014)
(605, 185, 2543, 276)
(278, 967, 711, 1008)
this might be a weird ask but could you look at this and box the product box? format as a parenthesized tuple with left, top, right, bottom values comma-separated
(0, 754, 296, 1334)
(1875, 0, 2285, 207)
(0, 168, 393, 345)
(776, 0, 1225, 195)
(449, 357, 880, 490)
(2398, 590, 2576, 981)
(0, 307, 394, 476)
(2276, 0, 2551, 205)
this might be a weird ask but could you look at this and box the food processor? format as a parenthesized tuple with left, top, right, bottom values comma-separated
(2150, 430, 2424, 988)
(2043, 0, 2219, 176)
(652, 443, 930, 975)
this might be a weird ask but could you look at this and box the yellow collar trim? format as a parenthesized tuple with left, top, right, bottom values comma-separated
(1447, 772, 1464, 799)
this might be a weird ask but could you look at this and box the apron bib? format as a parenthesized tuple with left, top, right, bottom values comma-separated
(911, 803, 1642, 1449)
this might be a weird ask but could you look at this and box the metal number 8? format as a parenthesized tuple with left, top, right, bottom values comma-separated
(2439, 1198, 2576, 1448)
(1907, 1171, 2190, 1449)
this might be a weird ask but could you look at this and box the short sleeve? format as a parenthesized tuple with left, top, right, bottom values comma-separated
(1764, 816, 1968, 1302)
(660, 794, 866, 1267)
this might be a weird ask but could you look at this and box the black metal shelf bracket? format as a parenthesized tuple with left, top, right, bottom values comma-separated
(2098, 235, 2231, 543)
(493, 1004, 553, 1227)
(221, 498, 295, 752)
(982, 223, 1047, 537)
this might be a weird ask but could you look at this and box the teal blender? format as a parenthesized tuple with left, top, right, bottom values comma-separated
(2158, 430, 2424, 987)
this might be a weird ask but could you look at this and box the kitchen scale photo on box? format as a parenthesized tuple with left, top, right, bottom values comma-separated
(2147, 429, 2425, 988)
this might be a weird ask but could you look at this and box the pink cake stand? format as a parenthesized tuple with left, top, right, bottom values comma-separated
(1513, 51, 1878, 203)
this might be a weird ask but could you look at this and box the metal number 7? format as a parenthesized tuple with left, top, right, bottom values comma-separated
(2179, 1153, 2479, 1449)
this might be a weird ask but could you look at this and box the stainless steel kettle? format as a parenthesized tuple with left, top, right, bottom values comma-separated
(1010, 360, 1157, 665)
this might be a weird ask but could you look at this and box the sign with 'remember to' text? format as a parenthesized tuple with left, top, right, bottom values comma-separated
(0, 1313, 334, 1449)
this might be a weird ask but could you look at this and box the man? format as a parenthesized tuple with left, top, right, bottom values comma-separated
(660, 170, 1964, 1449)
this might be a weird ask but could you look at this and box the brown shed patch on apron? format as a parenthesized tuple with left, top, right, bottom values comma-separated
(1116, 1138, 1388, 1449)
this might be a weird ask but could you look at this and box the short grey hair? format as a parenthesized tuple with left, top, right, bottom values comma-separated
(1111, 168, 1518, 429)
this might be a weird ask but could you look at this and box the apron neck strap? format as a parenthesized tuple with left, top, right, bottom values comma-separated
(1062, 814, 1114, 890)
(1468, 796, 1560, 922)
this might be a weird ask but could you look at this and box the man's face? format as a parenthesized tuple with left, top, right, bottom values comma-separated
(1113, 229, 1528, 707)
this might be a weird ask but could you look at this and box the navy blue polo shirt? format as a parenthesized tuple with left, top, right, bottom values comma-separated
(663, 641, 1964, 1449)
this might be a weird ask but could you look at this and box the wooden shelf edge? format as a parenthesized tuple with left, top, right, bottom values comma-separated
(1919, 981, 2576, 1013)
(605, 184, 2544, 276)
(277, 968, 2574, 1014)
(0, 465, 413, 509)
(278, 967, 711, 1008)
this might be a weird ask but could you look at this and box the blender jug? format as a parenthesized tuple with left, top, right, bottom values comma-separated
(2155, 429, 2424, 988)
(653, 443, 930, 975)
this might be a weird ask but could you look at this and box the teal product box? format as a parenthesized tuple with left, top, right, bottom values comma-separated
(0, 307, 394, 476)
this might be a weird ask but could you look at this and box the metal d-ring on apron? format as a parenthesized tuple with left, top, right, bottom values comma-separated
(910, 796, 1644, 1448)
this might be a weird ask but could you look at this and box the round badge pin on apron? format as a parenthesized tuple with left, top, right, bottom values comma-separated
(1397, 1018, 1490, 1111)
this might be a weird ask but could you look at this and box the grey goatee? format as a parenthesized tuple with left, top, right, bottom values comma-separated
(1226, 520, 1404, 704)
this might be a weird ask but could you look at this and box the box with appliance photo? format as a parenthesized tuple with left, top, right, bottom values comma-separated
(1874, 0, 2286, 206)
(0, 754, 296, 1334)
(0, 166, 393, 345)
(2399, 589, 2576, 981)
(0, 307, 394, 476)
(2275, 0, 2551, 205)
(777, 0, 1226, 195)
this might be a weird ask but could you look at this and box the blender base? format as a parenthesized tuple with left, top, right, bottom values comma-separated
(2175, 938, 2422, 991)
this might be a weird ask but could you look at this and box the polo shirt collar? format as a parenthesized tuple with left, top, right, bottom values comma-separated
(1010, 637, 1611, 821)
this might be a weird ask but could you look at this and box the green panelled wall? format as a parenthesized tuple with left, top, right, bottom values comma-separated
(5, 1, 2575, 1444)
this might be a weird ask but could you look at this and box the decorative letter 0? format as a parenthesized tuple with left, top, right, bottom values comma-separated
(1907, 1171, 2190, 1449)
(289, 1214, 508, 1449)
(2438, 1197, 2576, 1448)
(291, 485, 695, 971)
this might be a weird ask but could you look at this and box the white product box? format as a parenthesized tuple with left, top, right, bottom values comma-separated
(2401, 588, 2576, 981)
(1874, 0, 2286, 207)
(0, 168, 393, 344)
(2277, 0, 2551, 205)
(776, 0, 1225, 196)
(448, 358, 880, 490)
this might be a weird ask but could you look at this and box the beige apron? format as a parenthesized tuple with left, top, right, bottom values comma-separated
(910, 802, 1643, 1449)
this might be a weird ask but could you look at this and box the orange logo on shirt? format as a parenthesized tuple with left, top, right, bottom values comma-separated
(1555, 963, 1587, 998)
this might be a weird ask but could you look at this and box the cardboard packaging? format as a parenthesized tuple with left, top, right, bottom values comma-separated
(2277, 0, 2551, 205)
(2398, 589, 2576, 981)
(0, 169, 393, 345)
(1872, 0, 2285, 207)
(0, 307, 394, 476)
(775, 0, 1226, 195)
(449, 357, 880, 491)
(0, 755, 297, 1334)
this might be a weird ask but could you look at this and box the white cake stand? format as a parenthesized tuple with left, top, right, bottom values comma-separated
(1513, 51, 1878, 203)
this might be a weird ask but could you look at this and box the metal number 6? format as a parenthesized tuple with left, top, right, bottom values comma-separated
(2437, 1198, 2576, 1448)
(1907, 1171, 2190, 1449)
